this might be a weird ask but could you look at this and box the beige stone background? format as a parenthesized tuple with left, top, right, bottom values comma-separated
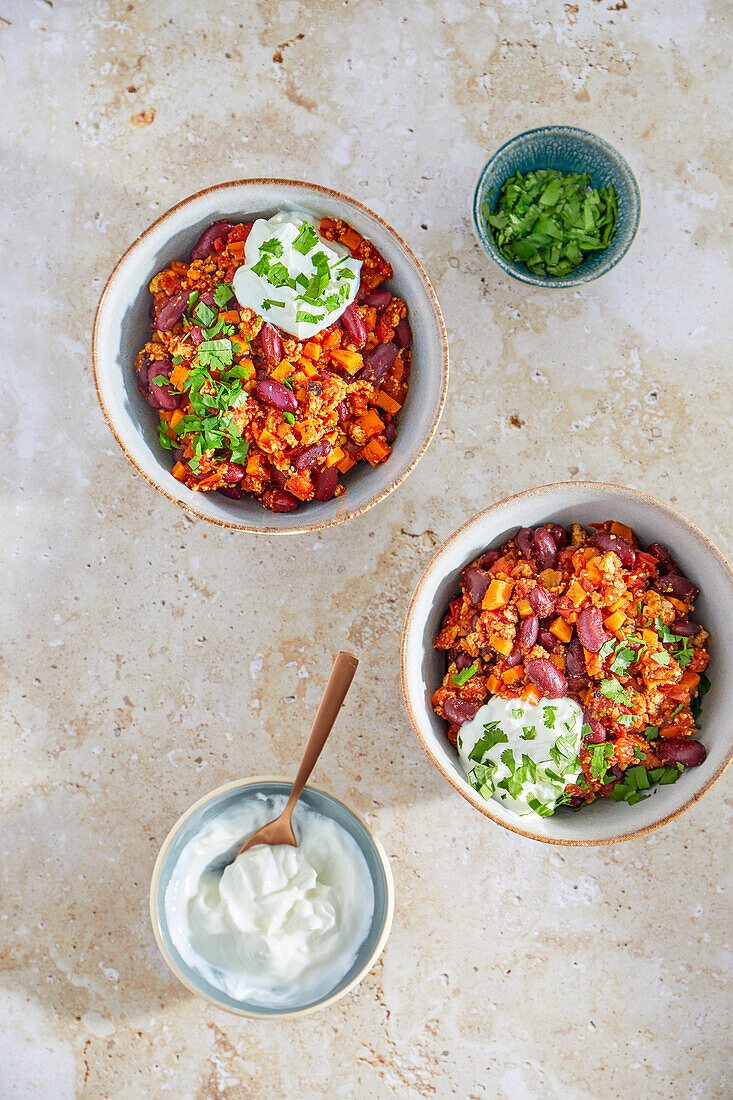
(2, 0, 732, 1097)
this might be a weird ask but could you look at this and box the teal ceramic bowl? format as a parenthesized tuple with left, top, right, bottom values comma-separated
(472, 126, 641, 288)
(150, 777, 394, 1018)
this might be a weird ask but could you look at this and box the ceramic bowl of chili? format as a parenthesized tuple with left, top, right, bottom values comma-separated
(401, 483, 733, 845)
(472, 126, 641, 288)
(93, 180, 448, 533)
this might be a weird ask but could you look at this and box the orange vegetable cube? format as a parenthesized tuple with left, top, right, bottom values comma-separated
(171, 461, 187, 482)
(610, 522, 634, 542)
(482, 579, 515, 611)
(356, 409, 385, 441)
(337, 455, 357, 474)
(604, 611, 626, 633)
(363, 438, 391, 466)
(330, 349, 363, 374)
(503, 666, 524, 685)
(550, 617, 573, 644)
(375, 390, 401, 415)
(487, 674, 502, 694)
(516, 599, 533, 618)
(169, 408, 184, 430)
(326, 447, 344, 468)
(521, 684, 542, 705)
(585, 559, 603, 583)
(220, 310, 240, 323)
(302, 341, 321, 361)
(489, 632, 514, 657)
(642, 629, 657, 647)
(566, 579, 588, 608)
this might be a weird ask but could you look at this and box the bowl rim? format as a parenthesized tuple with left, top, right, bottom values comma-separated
(471, 124, 642, 289)
(92, 177, 449, 534)
(401, 481, 733, 846)
(149, 774, 395, 1018)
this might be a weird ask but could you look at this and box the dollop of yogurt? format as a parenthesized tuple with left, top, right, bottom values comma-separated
(165, 794, 374, 1007)
(232, 211, 362, 340)
(457, 695, 584, 817)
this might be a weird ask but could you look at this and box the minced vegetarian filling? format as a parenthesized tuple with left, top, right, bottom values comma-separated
(432, 521, 711, 810)
(134, 216, 411, 513)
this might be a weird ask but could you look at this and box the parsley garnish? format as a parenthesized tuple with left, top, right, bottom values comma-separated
(589, 743, 615, 782)
(451, 661, 478, 687)
(260, 237, 283, 257)
(292, 222, 319, 254)
(467, 721, 508, 762)
(213, 283, 235, 307)
(197, 340, 234, 371)
(296, 310, 324, 324)
(521, 725, 537, 740)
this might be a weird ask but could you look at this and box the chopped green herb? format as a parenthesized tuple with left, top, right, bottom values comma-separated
(283, 411, 295, 425)
(292, 222, 320, 255)
(521, 725, 537, 741)
(262, 299, 286, 310)
(467, 721, 508, 762)
(451, 661, 478, 687)
(213, 283, 235, 307)
(193, 301, 217, 327)
(197, 339, 234, 371)
(251, 256, 271, 278)
(157, 422, 177, 450)
(187, 290, 200, 310)
(259, 237, 283, 257)
(171, 355, 184, 365)
(296, 310, 324, 324)
(691, 672, 711, 726)
(611, 646, 636, 674)
(483, 168, 618, 278)
(543, 706, 557, 730)
(650, 650, 671, 666)
(589, 743, 615, 782)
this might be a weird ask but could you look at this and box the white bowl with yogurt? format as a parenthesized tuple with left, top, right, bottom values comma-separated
(150, 777, 393, 1017)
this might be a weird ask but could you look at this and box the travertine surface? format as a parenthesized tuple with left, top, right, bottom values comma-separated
(2, 1, 732, 1097)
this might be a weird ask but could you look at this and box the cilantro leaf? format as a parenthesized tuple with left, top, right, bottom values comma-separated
(213, 283, 235, 307)
(451, 661, 478, 687)
(292, 222, 319, 254)
(259, 237, 283, 257)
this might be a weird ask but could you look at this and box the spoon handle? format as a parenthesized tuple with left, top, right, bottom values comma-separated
(283, 651, 359, 818)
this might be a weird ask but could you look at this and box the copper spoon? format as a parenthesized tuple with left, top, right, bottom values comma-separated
(238, 651, 359, 854)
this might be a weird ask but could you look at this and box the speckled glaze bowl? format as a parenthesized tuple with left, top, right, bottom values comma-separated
(93, 180, 448, 533)
(402, 483, 733, 845)
(150, 777, 394, 1018)
(472, 126, 641, 288)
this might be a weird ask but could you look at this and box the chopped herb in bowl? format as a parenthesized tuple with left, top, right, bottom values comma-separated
(482, 169, 618, 278)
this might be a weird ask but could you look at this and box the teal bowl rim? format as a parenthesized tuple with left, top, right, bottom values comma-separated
(149, 776, 395, 1019)
(472, 125, 641, 288)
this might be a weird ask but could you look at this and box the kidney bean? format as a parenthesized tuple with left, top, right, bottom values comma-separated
(480, 549, 501, 570)
(566, 673, 591, 699)
(295, 441, 332, 471)
(647, 541, 681, 574)
(653, 574, 699, 600)
(443, 697, 482, 725)
(671, 620, 701, 637)
(137, 354, 153, 392)
(359, 342, 398, 385)
(566, 634, 587, 676)
(589, 530, 636, 568)
(218, 484, 242, 500)
(344, 441, 361, 457)
(173, 446, 188, 464)
(569, 795, 584, 809)
(384, 421, 396, 443)
(364, 288, 392, 309)
(504, 647, 523, 669)
(221, 462, 245, 483)
(270, 490, 299, 512)
(525, 658, 567, 698)
(581, 710, 607, 743)
(515, 527, 535, 561)
(255, 378, 298, 412)
(313, 466, 338, 502)
(462, 566, 491, 606)
(656, 738, 707, 768)
(190, 219, 232, 261)
(148, 361, 182, 410)
(201, 291, 216, 307)
(528, 584, 556, 618)
(336, 401, 351, 423)
(549, 523, 568, 548)
(259, 321, 284, 367)
(155, 290, 190, 332)
(190, 325, 204, 345)
(607, 764, 624, 781)
(454, 653, 473, 672)
(533, 528, 558, 570)
(517, 613, 539, 654)
(394, 317, 411, 348)
(341, 302, 368, 349)
(269, 468, 288, 489)
(576, 606, 609, 653)
(538, 628, 558, 652)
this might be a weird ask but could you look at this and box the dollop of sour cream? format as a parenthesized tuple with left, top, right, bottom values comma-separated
(232, 211, 362, 340)
(165, 795, 374, 1007)
(457, 696, 584, 817)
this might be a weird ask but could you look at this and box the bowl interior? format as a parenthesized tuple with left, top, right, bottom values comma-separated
(472, 126, 641, 287)
(94, 181, 447, 532)
(152, 779, 392, 1015)
(403, 484, 732, 844)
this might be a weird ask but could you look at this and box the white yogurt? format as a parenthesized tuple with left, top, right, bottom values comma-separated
(232, 211, 362, 340)
(164, 794, 374, 1007)
(457, 696, 584, 817)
